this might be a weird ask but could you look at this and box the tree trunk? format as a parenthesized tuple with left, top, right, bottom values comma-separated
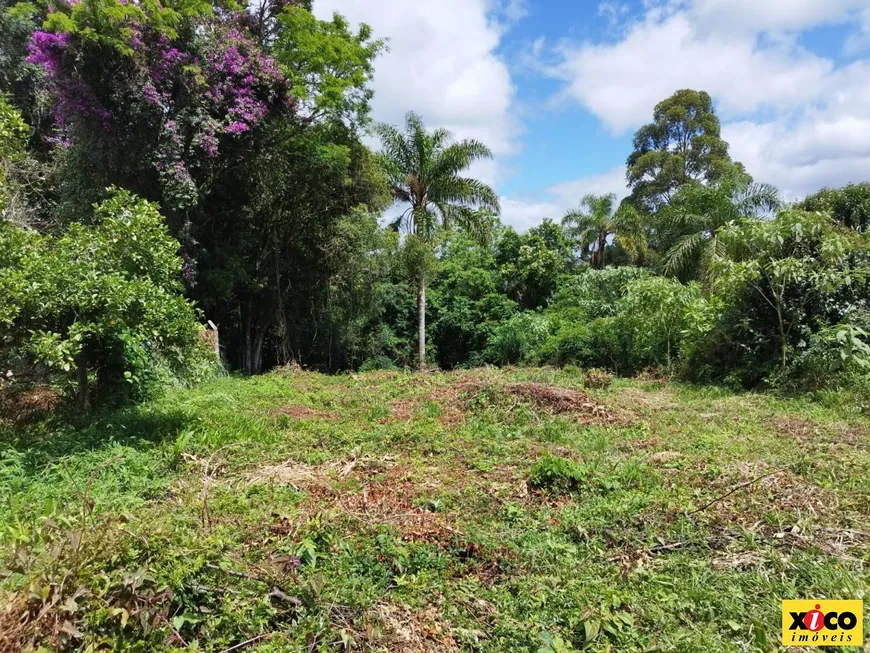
(417, 275, 426, 371)
(252, 327, 266, 376)
(243, 311, 253, 376)
(775, 299, 787, 372)
(75, 350, 89, 411)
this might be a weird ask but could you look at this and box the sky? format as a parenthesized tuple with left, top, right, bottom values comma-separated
(312, 0, 870, 232)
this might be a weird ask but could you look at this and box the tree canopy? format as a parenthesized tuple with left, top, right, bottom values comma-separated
(626, 89, 739, 212)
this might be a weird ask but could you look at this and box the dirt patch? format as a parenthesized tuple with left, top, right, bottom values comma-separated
(271, 404, 338, 421)
(697, 462, 842, 532)
(387, 399, 417, 422)
(768, 416, 869, 448)
(629, 436, 665, 451)
(610, 387, 680, 413)
(649, 451, 684, 464)
(335, 478, 460, 546)
(361, 603, 458, 653)
(249, 457, 460, 545)
(247, 453, 397, 489)
(0, 385, 61, 424)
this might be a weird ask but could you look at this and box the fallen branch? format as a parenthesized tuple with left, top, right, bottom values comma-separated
(189, 584, 242, 596)
(204, 564, 302, 606)
(686, 464, 798, 517)
(217, 633, 272, 653)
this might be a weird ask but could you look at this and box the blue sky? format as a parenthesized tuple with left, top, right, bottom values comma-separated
(314, 0, 870, 231)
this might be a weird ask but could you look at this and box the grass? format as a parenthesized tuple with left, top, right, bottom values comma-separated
(1, 366, 869, 651)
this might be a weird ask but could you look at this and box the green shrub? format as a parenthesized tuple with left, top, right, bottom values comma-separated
(550, 266, 649, 318)
(785, 321, 870, 394)
(359, 355, 398, 372)
(617, 276, 701, 373)
(551, 317, 635, 374)
(0, 188, 206, 407)
(528, 455, 589, 494)
(685, 210, 870, 389)
(485, 311, 551, 365)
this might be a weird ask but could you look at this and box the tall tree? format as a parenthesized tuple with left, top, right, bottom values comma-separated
(562, 193, 641, 269)
(375, 112, 500, 369)
(626, 89, 738, 212)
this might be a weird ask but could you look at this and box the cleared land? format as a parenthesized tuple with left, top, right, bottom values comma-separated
(1, 367, 869, 651)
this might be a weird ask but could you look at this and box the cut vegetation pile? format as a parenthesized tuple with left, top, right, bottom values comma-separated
(1, 367, 868, 652)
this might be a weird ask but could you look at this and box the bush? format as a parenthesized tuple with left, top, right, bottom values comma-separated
(785, 321, 870, 394)
(528, 455, 589, 494)
(617, 276, 701, 373)
(686, 210, 870, 389)
(583, 368, 613, 389)
(550, 266, 650, 318)
(485, 311, 551, 365)
(0, 188, 207, 407)
(359, 355, 398, 372)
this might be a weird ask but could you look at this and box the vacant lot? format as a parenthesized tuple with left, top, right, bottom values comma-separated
(1, 367, 869, 651)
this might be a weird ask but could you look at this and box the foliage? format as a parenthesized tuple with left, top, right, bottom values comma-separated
(0, 188, 205, 406)
(430, 231, 517, 369)
(797, 182, 870, 233)
(0, 95, 28, 216)
(528, 455, 590, 494)
(550, 266, 650, 318)
(626, 89, 740, 212)
(496, 220, 572, 310)
(788, 321, 870, 393)
(659, 170, 781, 281)
(17, 0, 389, 376)
(275, 7, 383, 127)
(687, 210, 870, 388)
(485, 311, 551, 365)
(562, 193, 644, 268)
(617, 276, 701, 371)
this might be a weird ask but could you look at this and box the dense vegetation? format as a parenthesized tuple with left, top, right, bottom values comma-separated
(0, 0, 867, 406)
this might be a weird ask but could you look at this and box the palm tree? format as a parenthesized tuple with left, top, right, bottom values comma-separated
(375, 112, 500, 370)
(562, 193, 644, 268)
(661, 174, 781, 281)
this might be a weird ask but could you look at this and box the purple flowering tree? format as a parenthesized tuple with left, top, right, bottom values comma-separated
(27, 3, 293, 214)
(25, 0, 386, 375)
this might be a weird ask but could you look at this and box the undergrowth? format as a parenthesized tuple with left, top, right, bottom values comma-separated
(1, 367, 868, 651)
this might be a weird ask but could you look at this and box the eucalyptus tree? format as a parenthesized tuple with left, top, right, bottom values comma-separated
(627, 89, 738, 212)
(375, 112, 500, 369)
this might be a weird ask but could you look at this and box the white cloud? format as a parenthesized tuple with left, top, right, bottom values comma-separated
(548, 12, 832, 134)
(313, 0, 522, 165)
(499, 197, 564, 232)
(690, 0, 867, 33)
(724, 61, 870, 200)
(549, 166, 630, 206)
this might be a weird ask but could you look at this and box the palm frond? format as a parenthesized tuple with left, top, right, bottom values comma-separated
(735, 182, 782, 217)
(663, 231, 707, 277)
(433, 176, 500, 212)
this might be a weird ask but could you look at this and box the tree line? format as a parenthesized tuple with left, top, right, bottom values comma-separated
(0, 0, 868, 409)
